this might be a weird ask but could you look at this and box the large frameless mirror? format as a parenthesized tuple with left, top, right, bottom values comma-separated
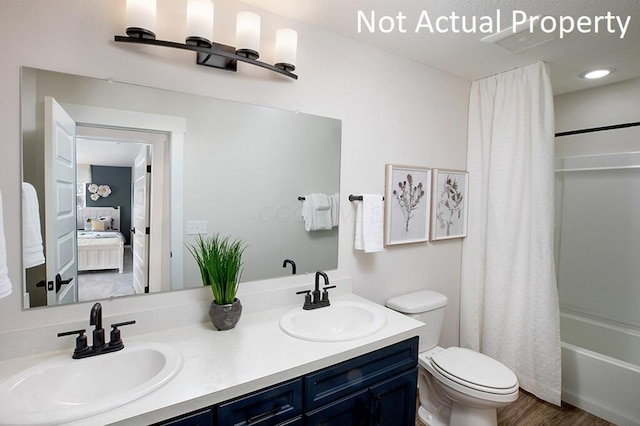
(21, 67, 341, 309)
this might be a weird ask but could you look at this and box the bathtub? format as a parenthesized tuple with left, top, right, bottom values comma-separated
(560, 311, 640, 425)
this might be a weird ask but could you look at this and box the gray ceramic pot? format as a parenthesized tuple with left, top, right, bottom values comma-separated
(209, 298, 242, 330)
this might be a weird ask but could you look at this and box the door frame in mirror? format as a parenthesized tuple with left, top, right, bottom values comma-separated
(53, 103, 185, 295)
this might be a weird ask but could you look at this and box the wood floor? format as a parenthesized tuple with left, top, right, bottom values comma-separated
(497, 390, 614, 425)
(415, 389, 615, 425)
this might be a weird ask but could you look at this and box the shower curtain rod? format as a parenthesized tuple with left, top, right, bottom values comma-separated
(555, 121, 640, 137)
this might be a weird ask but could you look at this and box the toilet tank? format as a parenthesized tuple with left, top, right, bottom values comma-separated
(386, 290, 448, 353)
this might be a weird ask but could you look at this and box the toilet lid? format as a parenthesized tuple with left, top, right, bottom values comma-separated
(386, 290, 448, 314)
(430, 347, 518, 394)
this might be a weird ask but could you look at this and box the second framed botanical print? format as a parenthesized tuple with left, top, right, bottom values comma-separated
(431, 169, 468, 240)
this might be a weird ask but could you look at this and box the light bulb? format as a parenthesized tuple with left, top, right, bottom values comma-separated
(186, 0, 214, 47)
(236, 12, 261, 59)
(275, 29, 297, 71)
(126, 0, 157, 39)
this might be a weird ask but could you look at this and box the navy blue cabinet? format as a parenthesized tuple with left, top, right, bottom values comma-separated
(304, 337, 418, 412)
(155, 337, 418, 426)
(304, 337, 418, 426)
(305, 370, 417, 426)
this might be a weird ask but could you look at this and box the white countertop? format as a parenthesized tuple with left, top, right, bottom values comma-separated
(0, 293, 423, 425)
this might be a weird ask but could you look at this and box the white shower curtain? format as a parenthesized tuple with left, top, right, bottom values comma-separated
(460, 62, 561, 405)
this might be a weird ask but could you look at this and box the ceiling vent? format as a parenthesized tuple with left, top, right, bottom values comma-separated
(481, 15, 556, 53)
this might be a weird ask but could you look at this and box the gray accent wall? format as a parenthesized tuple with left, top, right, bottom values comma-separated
(87, 165, 132, 245)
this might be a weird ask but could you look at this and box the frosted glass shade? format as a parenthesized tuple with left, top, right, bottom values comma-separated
(275, 28, 297, 71)
(236, 11, 261, 59)
(126, 0, 157, 38)
(186, 0, 214, 46)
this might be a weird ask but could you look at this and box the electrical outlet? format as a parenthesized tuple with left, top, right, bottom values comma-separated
(187, 220, 208, 235)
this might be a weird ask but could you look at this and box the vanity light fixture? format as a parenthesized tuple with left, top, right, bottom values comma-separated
(580, 68, 615, 79)
(115, 0, 298, 80)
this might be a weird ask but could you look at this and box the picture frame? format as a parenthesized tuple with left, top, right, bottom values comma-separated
(431, 169, 468, 240)
(384, 164, 431, 245)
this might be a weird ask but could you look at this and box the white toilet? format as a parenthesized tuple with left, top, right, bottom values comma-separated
(386, 290, 519, 426)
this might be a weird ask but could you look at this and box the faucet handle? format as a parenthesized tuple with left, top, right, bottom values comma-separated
(321, 285, 336, 303)
(108, 320, 136, 350)
(57, 329, 90, 358)
(296, 290, 313, 310)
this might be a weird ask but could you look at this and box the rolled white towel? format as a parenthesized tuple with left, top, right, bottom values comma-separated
(0, 189, 13, 299)
(22, 182, 45, 268)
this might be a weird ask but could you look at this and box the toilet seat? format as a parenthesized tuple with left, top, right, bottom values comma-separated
(418, 347, 519, 406)
(430, 347, 519, 395)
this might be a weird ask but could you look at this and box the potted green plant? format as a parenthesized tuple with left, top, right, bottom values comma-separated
(187, 233, 246, 330)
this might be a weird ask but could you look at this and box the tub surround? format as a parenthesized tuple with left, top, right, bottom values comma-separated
(0, 289, 424, 425)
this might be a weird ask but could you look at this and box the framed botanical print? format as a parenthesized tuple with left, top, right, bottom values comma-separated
(384, 164, 431, 245)
(431, 169, 468, 240)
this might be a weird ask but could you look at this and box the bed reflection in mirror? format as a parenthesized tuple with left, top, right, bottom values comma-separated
(21, 67, 341, 309)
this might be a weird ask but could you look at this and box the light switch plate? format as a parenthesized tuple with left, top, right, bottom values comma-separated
(187, 220, 208, 235)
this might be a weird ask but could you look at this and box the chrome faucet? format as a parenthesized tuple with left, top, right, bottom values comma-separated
(58, 302, 136, 359)
(296, 271, 336, 310)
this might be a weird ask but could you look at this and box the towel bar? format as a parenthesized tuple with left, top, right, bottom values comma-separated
(299, 195, 385, 202)
(348, 195, 384, 202)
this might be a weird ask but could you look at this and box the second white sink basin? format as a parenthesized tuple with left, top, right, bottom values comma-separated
(0, 341, 182, 425)
(279, 300, 387, 342)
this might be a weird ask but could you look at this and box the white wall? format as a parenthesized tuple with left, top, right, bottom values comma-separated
(0, 0, 469, 352)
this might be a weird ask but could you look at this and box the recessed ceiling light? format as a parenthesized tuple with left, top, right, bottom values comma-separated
(580, 69, 615, 79)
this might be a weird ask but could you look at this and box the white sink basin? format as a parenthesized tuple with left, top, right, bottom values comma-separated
(0, 342, 182, 425)
(279, 300, 387, 342)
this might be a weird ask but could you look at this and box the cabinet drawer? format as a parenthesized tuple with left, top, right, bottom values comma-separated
(217, 379, 303, 425)
(304, 337, 418, 411)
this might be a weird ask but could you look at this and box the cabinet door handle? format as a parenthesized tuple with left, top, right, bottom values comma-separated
(247, 403, 282, 424)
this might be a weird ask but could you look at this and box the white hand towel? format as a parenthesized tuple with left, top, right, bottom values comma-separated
(0, 190, 13, 299)
(22, 182, 46, 268)
(354, 194, 384, 253)
(329, 192, 340, 228)
(302, 193, 332, 231)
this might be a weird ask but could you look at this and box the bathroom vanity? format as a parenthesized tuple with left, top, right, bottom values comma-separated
(0, 293, 424, 425)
